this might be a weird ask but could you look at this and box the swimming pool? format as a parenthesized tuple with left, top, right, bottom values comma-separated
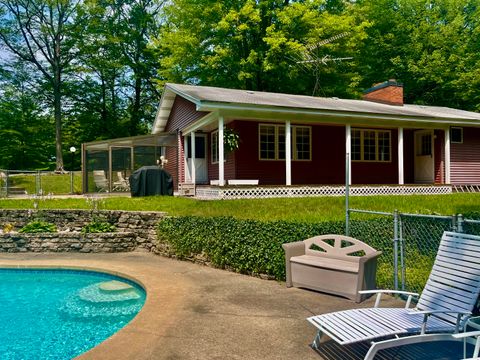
(0, 268, 146, 359)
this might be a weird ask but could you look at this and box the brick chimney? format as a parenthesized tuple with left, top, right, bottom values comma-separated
(363, 79, 404, 106)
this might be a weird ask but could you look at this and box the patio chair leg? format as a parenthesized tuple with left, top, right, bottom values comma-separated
(311, 330, 323, 350)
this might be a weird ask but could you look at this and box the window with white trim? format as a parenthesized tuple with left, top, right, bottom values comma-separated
(259, 124, 311, 161)
(351, 129, 391, 162)
(451, 127, 463, 144)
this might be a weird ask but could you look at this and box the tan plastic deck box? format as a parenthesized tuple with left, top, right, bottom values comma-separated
(282, 234, 382, 303)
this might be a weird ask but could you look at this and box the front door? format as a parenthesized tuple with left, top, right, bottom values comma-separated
(185, 134, 208, 184)
(414, 130, 434, 183)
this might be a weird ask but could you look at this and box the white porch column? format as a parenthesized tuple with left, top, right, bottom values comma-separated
(346, 124, 352, 185)
(190, 131, 196, 184)
(445, 128, 451, 184)
(218, 116, 225, 186)
(183, 135, 189, 182)
(398, 127, 404, 185)
(285, 120, 292, 186)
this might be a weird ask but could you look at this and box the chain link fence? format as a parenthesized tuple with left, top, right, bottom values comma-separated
(347, 209, 477, 294)
(0, 170, 82, 197)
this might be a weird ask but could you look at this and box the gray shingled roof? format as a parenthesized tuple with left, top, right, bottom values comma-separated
(167, 83, 480, 120)
(152, 83, 480, 134)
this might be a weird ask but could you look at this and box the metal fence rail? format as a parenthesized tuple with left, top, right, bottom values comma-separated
(0, 169, 82, 197)
(347, 209, 478, 294)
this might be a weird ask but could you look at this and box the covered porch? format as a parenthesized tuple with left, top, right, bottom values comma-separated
(180, 113, 453, 188)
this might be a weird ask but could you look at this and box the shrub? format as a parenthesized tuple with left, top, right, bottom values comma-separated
(2, 223, 14, 233)
(81, 220, 116, 233)
(158, 216, 346, 280)
(19, 220, 57, 233)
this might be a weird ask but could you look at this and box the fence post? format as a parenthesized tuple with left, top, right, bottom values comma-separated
(398, 214, 406, 291)
(70, 171, 74, 194)
(36, 171, 40, 195)
(5, 170, 9, 197)
(393, 209, 399, 290)
(345, 152, 350, 236)
(457, 214, 464, 233)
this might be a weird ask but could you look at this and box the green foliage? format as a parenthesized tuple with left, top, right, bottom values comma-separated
(19, 220, 57, 233)
(158, 216, 346, 280)
(2, 223, 14, 233)
(355, 0, 480, 111)
(154, 0, 368, 96)
(223, 128, 240, 153)
(158, 214, 436, 291)
(81, 220, 116, 233)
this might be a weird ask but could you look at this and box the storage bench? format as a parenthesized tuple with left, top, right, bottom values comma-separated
(282, 234, 381, 303)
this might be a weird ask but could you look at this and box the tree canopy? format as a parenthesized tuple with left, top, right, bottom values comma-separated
(0, 0, 479, 170)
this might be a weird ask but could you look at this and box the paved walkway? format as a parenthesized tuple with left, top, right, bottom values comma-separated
(0, 252, 464, 360)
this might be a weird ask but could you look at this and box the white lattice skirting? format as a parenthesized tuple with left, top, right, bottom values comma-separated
(194, 185, 452, 200)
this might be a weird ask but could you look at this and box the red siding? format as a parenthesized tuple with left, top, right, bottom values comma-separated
(404, 130, 415, 184)
(228, 121, 345, 185)
(434, 130, 445, 184)
(208, 127, 237, 181)
(164, 145, 179, 190)
(351, 129, 398, 184)
(451, 127, 480, 184)
(165, 96, 209, 132)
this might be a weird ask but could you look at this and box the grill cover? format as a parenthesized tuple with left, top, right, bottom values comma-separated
(129, 166, 173, 197)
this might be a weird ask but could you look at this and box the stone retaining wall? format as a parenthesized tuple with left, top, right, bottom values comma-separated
(0, 209, 165, 253)
(0, 232, 137, 253)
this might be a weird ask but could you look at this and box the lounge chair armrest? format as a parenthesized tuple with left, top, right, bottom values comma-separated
(282, 241, 305, 259)
(411, 310, 471, 316)
(411, 309, 472, 334)
(358, 290, 419, 308)
(452, 330, 480, 339)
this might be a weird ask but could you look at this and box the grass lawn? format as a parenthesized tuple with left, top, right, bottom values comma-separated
(0, 193, 479, 222)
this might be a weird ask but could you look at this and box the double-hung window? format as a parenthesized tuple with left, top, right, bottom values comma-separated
(259, 124, 311, 161)
(351, 129, 391, 162)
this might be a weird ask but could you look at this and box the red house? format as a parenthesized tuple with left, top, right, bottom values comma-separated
(154, 81, 480, 196)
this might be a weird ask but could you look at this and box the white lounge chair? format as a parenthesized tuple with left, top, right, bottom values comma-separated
(307, 231, 480, 360)
(113, 171, 130, 192)
(93, 170, 109, 192)
(453, 326, 480, 359)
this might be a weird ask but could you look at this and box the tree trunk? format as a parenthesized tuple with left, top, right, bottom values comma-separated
(54, 66, 64, 172)
(130, 75, 142, 135)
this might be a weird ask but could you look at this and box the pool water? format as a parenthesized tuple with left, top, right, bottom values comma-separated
(0, 269, 146, 359)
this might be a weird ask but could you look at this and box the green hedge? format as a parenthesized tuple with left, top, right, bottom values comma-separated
(157, 216, 346, 280)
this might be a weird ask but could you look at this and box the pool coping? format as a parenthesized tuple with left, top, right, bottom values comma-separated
(0, 254, 191, 360)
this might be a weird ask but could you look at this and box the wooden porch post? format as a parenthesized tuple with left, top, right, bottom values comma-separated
(191, 131, 196, 184)
(346, 125, 352, 185)
(219, 116, 225, 186)
(398, 127, 404, 185)
(286, 120, 292, 186)
(445, 128, 451, 184)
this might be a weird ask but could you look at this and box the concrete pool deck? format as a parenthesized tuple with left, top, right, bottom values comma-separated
(0, 252, 466, 360)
